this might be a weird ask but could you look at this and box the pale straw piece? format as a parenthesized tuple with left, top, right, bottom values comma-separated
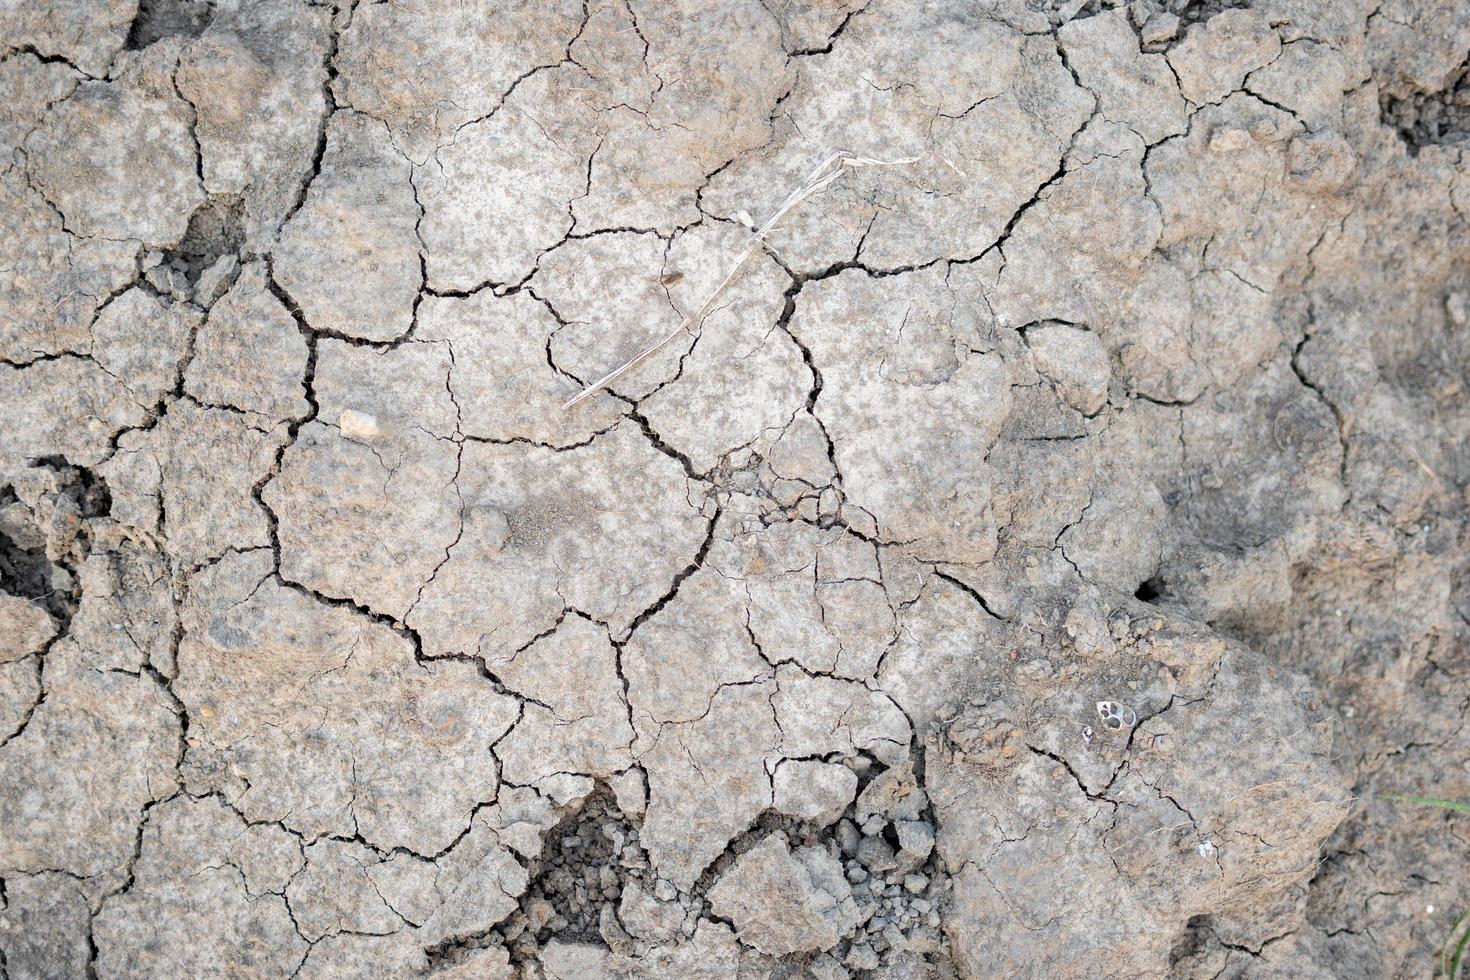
(561, 151, 922, 410)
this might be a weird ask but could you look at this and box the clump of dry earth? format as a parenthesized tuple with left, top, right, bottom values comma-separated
(0, 0, 1467, 977)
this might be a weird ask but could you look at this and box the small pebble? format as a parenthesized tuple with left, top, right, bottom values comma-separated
(846, 942, 881, 971)
(857, 836, 897, 873)
(1140, 11, 1179, 45)
(338, 409, 379, 441)
(1209, 127, 1252, 153)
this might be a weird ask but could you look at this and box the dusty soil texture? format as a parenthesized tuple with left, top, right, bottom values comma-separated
(1, 0, 1468, 977)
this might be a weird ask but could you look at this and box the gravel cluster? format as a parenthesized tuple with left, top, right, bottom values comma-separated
(820, 766, 947, 975)
(499, 794, 664, 961)
(1039, 0, 1250, 38)
(1381, 60, 1470, 153)
(488, 762, 952, 974)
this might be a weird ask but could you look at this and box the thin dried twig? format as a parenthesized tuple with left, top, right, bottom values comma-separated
(561, 150, 922, 410)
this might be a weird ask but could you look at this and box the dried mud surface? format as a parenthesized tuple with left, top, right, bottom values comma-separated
(0, 0, 1467, 977)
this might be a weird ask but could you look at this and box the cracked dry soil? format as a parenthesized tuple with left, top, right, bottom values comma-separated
(0, 0, 1467, 977)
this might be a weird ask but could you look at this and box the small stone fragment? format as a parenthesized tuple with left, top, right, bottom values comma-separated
(773, 760, 860, 827)
(1209, 126, 1253, 153)
(0, 595, 56, 661)
(1446, 292, 1468, 327)
(610, 768, 648, 819)
(857, 835, 899, 875)
(192, 255, 239, 307)
(856, 762, 927, 823)
(846, 942, 882, 971)
(1140, 12, 1179, 46)
(707, 833, 861, 956)
(811, 952, 851, 980)
(617, 882, 686, 942)
(895, 820, 936, 871)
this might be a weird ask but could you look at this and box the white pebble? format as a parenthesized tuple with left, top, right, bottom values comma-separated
(339, 408, 379, 440)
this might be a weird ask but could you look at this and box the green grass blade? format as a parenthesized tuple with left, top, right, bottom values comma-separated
(1378, 794, 1470, 815)
(1445, 908, 1470, 980)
